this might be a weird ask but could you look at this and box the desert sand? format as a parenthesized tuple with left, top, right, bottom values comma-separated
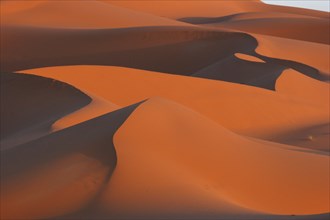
(1, 0, 329, 219)
(22, 65, 329, 150)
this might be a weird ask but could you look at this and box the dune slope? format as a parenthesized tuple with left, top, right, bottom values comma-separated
(22, 65, 329, 147)
(0, 72, 91, 149)
(201, 17, 329, 45)
(1, 0, 329, 219)
(2, 24, 324, 89)
(1, 102, 140, 220)
(269, 69, 330, 151)
(105, 0, 329, 19)
(0, 0, 188, 29)
(99, 97, 329, 218)
(254, 34, 330, 76)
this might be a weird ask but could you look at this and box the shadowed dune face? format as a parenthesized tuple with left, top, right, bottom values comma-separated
(103, 97, 329, 217)
(180, 15, 329, 44)
(192, 53, 285, 89)
(105, 0, 329, 19)
(179, 12, 323, 24)
(270, 123, 330, 152)
(0, 26, 256, 73)
(1, 102, 140, 220)
(212, 18, 329, 45)
(1, 0, 327, 90)
(51, 93, 120, 132)
(0, 25, 262, 76)
(0, 72, 91, 148)
(22, 65, 329, 149)
(1, 24, 325, 90)
(1, 0, 330, 219)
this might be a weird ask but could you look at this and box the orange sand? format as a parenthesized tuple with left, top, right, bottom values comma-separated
(22, 65, 329, 142)
(1, 0, 329, 219)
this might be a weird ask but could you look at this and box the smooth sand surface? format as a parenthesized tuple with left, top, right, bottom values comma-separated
(105, 0, 329, 19)
(254, 34, 330, 76)
(276, 69, 329, 107)
(1, 0, 189, 29)
(208, 17, 329, 44)
(1, 103, 139, 219)
(101, 97, 329, 218)
(272, 69, 330, 151)
(21, 65, 329, 150)
(1, 0, 329, 219)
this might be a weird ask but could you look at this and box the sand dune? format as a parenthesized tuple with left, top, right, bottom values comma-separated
(105, 0, 329, 19)
(103, 0, 268, 19)
(269, 123, 330, 153)
(100, 97, 329, 218)
(178, 10, 328, 45)
(254, 34, 330, 76)
(1, 0, 188, 29)
(1, 102, 139, 219)
(22, 65, 329, 149)
(271, 69, 330, 151)
(51, 92, 119, 131)
(276, 69, 329, 107)
(2, 24, 325, 89)
(0, 25, 254, 73)
(180, 12, 325, 24)
(192, 53, 284, 89)
(2, 1, 326, 86)
(0, 1, 44, 15)
(1, 0, 329, 219)
(0, 72, 91, 149)
(2, 2, 326, 88)
(201, 17, 329, 45)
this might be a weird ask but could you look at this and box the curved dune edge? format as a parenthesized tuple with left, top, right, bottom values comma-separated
(0, 101, 141, 220)
(1, 0, 329, 218)
(51, 92, 120, 132)
(276, 69, 329, 107)
(0, 0, 191, 29)
(181, 11, 327, 23)
(2, 23, 324, 89)
(1, 25, 259, 78)
(0, 25, 249, 73)
(0, 72, 138, 219)
(98, 97, 329, 218)
(254, 34, 330, 75)
(234, 53, 265, 63)
(195, 17, 329, 45)
(191, 51, 284, 90)
(0, 72, 91, 149)
(103, 0, 266, 19)
(21, 65, 329, 145)
(272, 69, 330, 151)
(104, 0, 329, 19)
